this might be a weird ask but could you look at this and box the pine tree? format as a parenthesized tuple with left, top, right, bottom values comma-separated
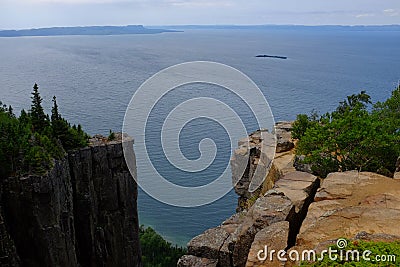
(51, 96, 60, 122)
(30, 83, 49, 132)
(19, 109, 30, 126)
(51, 95, 67, 142)
(8, 105, 14, 117)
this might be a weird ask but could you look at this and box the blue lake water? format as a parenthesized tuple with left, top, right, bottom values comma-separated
(0, 29, 399, 246)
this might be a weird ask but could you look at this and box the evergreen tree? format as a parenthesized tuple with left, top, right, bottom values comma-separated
(30, 83, 49, 132)
(8, 105, 14, 117)
(1, 86, 89, 176)
(19, 109, 30, 126)
(51, 96, 60, 122)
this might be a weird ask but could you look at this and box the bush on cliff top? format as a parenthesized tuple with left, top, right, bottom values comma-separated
(293, 86, 400, 178)
(0, 83, 89, 177)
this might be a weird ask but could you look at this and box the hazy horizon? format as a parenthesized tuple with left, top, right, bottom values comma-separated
(1, 0, 399, 30)
(2, 23, 400, 31)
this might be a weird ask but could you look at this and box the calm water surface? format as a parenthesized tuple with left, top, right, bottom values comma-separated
(0, 29, 399, 245)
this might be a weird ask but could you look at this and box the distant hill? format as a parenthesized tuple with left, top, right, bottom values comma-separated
(0, 25, 180, 37)
(151, 24, 400, 31)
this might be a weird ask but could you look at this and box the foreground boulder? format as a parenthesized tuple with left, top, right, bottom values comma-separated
(181, 171, 319, 267)
(294, 171, 400, 255)
(245, 221, 290, 267)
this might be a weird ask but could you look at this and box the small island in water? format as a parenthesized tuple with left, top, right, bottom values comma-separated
(255, 54, 288, 59)
(0, 25, 180, 37)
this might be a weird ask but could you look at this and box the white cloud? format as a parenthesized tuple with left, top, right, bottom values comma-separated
(383, 8, 399, 16)
(384, 8, 395, 12)
(2, 0, 400, 28)
(165, 0, 233, 8)
(355, 13, 375, 18)
(8, 0, 140, 3)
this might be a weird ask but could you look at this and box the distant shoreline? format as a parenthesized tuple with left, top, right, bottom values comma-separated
(148, 24, 400, 31)
(0, 25, 181, 38)
(1, 24, 399, 38)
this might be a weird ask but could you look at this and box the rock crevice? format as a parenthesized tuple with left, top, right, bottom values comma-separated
(180, 123, 323, 267)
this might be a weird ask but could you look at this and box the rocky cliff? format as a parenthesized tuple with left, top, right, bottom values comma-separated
(0, 134, 141, 267)
(179, 122, 400, 267)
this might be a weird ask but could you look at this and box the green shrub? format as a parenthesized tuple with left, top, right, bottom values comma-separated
(301, 239, 400, 266)
(294, 87, 400, 178)
(108, 129, 116, 141)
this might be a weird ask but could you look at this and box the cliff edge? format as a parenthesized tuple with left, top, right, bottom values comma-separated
(0, 134, 141, 267)
(179, 122, 400, 267)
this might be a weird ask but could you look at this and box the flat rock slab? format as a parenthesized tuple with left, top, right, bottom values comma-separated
(273, 171, 319, 212)
(272, 150, 296, 175)
(296, 171, 400, 253)
(277, 171, 317, 183)
(250, 194, 294, 226)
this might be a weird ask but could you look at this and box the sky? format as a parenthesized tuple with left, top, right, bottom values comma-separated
(0, 0, 399, 29)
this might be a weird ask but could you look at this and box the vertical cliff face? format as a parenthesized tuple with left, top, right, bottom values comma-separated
(2, 159, 77, 267)
(68, 138, 141, 267)
(0, 186, 19, 266)
(0, 135, 141, 267)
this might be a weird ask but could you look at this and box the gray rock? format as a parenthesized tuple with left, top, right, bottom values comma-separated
(294, 155, 313, 174)
(188, 227, 230, 260)
(68, 139, 141, 267)
(275, 121, 293, 132)
(2, 159, 78, 267)
(274, 121, 294, 153)
(354, 231, 400, 242)
(177, 255, 218, 267)
(274, 171, 319, 212)
(230, 195, 294, 267)
(250, 194, 294, 226)
(0, 186, 19, 267)
(183, 194, 296, 267)
(246, 221, 290, 267)
(231, 130, 275, 211)
(181, 177, 319, 267)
